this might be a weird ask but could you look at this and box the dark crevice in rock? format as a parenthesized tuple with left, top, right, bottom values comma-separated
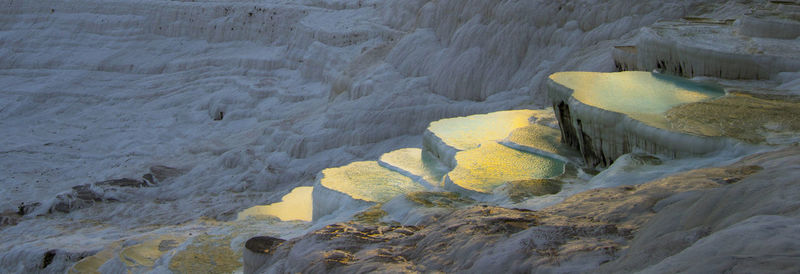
(41, 250, 56, 269)
(554, 101, 578, 149)
(245, 236, 285, 255)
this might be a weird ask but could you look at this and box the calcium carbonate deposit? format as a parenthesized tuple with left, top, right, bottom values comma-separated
(2, 0, 800, 273)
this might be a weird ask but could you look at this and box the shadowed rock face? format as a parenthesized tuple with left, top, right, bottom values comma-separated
(245, 236, 285, 255)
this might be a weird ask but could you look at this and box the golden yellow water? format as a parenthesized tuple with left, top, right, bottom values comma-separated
(237, 186, 313, 222)
(119, 235, 185, 268)
(448, 142, 565, 193)
(549, 71, 724, 128)
(505, 124, 578, 158)
(319, 161, 426, 202)
(427, 110, 537, 151)
(379, 148, 448, 187)
(69, 242, 122, 274)
(168, 234, 241, 274)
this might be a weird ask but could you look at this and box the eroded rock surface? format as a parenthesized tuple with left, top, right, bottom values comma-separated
(600, 146, 800, 273)
(249, 206, 630, 273)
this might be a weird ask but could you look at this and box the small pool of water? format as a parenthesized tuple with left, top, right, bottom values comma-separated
(427, 110, 537, 151)
(549, 71, 724, 128)
(237, 186, 314, 222)
(319, 161, 426, 203)
(379, 148, 449, 188)
(503, 123, 580, 160)
(447, 142, 565, 194)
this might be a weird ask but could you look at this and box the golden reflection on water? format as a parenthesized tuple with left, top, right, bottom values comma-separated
(168, 234, 241, 273)
(119, 235, 185, 268)
(237, 186, 313, 222)
(320, 161, 426, 202)
(379, 148, 448, 187)
(549, 71, 724, 128)
(69, 242, 122, 274)
(448, 142, 565, 193)
(505, 123, 577, 157)
(428, 110, 536, 151)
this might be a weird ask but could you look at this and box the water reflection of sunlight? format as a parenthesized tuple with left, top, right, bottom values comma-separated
(428, 110, 537, 151)
(120, 235, 185, 268)
(379, 148, 449, 188)
(320, 161, 426, 203)
(237, 186, 314, 222)
(448, 142, 565, 193)
(550, 71, 724, 128)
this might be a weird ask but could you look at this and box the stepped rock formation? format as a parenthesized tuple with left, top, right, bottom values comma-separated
(312, 109, 575, 220)
(2, 0, 800, 272)
(242, 2, 800, 273)
(246, 147, 800, 273)
(547, 71, 734, 167)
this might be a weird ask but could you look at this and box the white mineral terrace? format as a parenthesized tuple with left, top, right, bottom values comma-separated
(547, 71, 735, 167)
(550, 71, 724, 129)
(636, 18, 800, 79)
(4, 0, 798, 272)
(312, 109, 571, 219)
(423, 110, 542, 169)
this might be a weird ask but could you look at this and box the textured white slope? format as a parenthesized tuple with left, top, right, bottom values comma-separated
(0, 0, 717, 271)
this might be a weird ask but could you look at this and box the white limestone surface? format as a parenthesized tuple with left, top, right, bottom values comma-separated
(636, 20, 800, 79)
(0, 0, 727, 271)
